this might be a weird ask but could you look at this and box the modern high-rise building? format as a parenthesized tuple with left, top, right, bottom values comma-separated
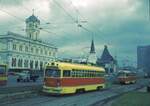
(137, 45, 150, 74)
(0, 13, 57, 71)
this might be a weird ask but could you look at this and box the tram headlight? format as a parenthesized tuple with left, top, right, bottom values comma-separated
(56, 79, 60, 87)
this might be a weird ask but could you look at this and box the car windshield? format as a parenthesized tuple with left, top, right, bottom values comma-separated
(23, 71, 28, 73)
(118, 73, 126, 77)
(45, 68, 60, 77)
(0, 66, 6, 74)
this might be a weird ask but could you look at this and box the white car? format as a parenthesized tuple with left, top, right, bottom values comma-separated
(17, 71, 30, 82)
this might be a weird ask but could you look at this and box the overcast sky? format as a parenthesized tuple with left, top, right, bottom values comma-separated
(0, 0, 150, 66)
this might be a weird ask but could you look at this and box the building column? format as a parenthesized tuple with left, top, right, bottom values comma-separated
(38, 60, 39, 70)
(28, 59, 30, 69)
(8, 39, 13, 51)
(22, 58, 25, 69)
(16, 58, 18, 68)
(33, 60, 35, 69)
(8, 56, 12, 69)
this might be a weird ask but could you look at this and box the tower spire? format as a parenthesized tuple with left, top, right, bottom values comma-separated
(90, 38, 95, 53)
(32, 9, 34, 15)
(87, 37, 97, 64)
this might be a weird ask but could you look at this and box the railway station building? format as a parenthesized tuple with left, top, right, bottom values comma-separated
(0, 14, 57, 71)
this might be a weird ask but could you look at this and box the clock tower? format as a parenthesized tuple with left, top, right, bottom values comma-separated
(25, 13, 40, 40)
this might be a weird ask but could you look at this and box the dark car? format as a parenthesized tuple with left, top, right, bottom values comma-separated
(17, 70, 39, 82)
(147, 82, 150, 92)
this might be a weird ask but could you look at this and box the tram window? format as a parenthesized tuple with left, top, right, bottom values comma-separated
(94, 71, 97, 77)
(81, 70, 84, 77)
(85, 71, 88, 77)
(63, 70, 71, 77)
(89, 72, 92, 77)
(96, 72, 98, 77)
(89, 71, 92, 77)
(85, 72, 88, 77)
(78, 71, 81, 77)
(79, 70, 82, 77)
(83, 70, 86, 77)
(97, 72, 100, 77)
(93, 72, 96, 77)
(88, 71, 91, 77)
(75, 71, 78, 77)
(99, 72, 105, 77)
(129, 73, 136, 76)
(79, 71, 81, 77)
(90, 71, 93, 77)
(76, 71, 79, 77)
(71, 71, 75, 77)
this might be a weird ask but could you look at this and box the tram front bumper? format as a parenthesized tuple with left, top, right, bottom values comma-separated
(43, 86, 63, 94)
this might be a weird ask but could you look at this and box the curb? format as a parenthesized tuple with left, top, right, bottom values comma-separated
(0, 85, 42, 104)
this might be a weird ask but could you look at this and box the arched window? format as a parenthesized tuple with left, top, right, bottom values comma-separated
(45, 50, 47, 55)
(24, 60, 28, 68)
(49, 51, 51, 56)
(19, 45, 23, 51)
(25, 46, 28, 52)
(13, 44, 17, 50)
(12, 58, 16, 67)
(40, 49, 43, 54)
(36, 48, 39, 54)
(30, 60, 33, 69)
(31, 47, 34, 53)
(35, 61, 38, 69)
(18, 59, 23, 67)
(40, 61, 43, 70)
(29, 34, 32, 38)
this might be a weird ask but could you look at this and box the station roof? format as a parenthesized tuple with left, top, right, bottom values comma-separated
(99, 45, 114, 64)
(26, 14, 40, 23)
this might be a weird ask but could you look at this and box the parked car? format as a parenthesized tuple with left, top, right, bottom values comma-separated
(147, 86, 150, 92)
(17, 70, 39, 82)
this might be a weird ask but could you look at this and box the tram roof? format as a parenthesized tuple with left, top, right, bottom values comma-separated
(47, 62, 105, 72)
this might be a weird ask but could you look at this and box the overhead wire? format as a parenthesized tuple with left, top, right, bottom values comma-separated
(52, 0, 76, 22)
(68, 0, 106, 36)
(0, 8, 24, 22)
(51, 0, 93, 34)
(0, 7, 62, 37)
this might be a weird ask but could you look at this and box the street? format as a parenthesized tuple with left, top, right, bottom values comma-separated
(5, 75, 43, 87)
(0, 78, 149, 106)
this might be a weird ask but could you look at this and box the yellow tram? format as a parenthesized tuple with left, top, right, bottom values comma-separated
(43, 62, 106, 94)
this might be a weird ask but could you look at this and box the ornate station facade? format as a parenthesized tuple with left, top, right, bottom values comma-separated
(0, 14, 57, 71)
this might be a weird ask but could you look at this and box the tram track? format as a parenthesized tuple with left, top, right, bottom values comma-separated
(0, 79, 149, 106)
(91, 79, 149, 106)
(0, 85, 119, 106)
(91, 85, 144, 106)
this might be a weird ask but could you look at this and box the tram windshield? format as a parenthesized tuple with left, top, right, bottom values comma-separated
(45, 68, 60, 77)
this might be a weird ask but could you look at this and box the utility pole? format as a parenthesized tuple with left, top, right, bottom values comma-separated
(148, 0, 150, 21)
